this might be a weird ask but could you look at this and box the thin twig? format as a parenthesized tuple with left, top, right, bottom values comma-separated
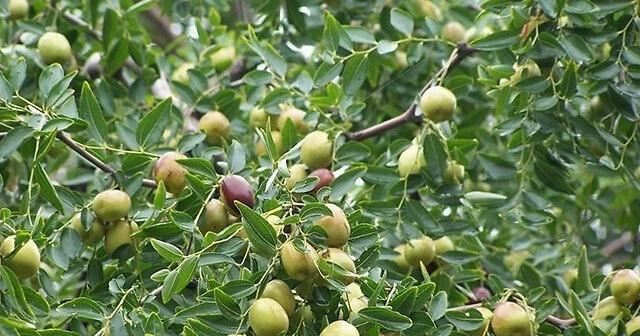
(57, 132, 157, 188)
(344, 43, 477, 141)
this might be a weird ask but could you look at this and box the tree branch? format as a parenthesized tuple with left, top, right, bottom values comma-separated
(602, 231, 633, 257)
(57, 132, 157, 188)
(344, 43, 477, 141)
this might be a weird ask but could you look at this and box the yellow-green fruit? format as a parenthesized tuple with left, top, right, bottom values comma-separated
(593, 296, 622, 320)
(8, 0, 29, 20)
(202, 199, 229, 233)
(420, 86, 456, 122)
(0, 236, 40, 279)
(248, 298, 289, 336)
(70, 213, 105, 246)
(442, 21, 466, 43)
(511, 61, 541, 83)
(393, 244, 411, 272)
(394, 51, 408, 69)
(313, 204, 350, 248)
(266, 215, 283, 234)
(398, 144, 426, 177)
(38, 32, 72, 65)
(285, 164, 308, 190)
(469, 307, 492, 336)
(249, 108, 277, 129)
(465, 26, 493, 41)
(345, 282, 364, 299)
(199, 111, 230, 145)
(491, 302, 533, 336)
(503, 250, 530, 272)
(320, 320, 359, 336)
(300, 131, 333, 169)
(104, 220, 136, 255)
(610, 269, 640, 305)
(153, 151, 188, 196)
(404, 236, 435, 267)
(277, 105, 308, 133)
(261, 280, 296, 316)
(563, 268, 578, 286)
(256, 131, 284, 157)
(343, 284, 367, 314)
(443, 161, 465, 184)
(171, 63, 194, 84)
(210, 46, 236, 71)
(626, 316, 640, 335)
(92, 190, 131, 222)
(415, 0, 441, 20)
(280, 241, 319, 281)
(434, 236, 455, 255)
(320, 248, 356, 285)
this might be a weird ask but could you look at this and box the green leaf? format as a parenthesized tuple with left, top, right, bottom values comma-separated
(243, 70, 272, 86)
(150, 239, 184, 262)
(314, 61, 344, 87)
(56, 297, 105, 321)
(359, 307, 413, 331)
(559, 34, 593, 62)
(377, 40, 398, 54)
(477, 153, 517, 180)
(228, 140, 246, 174)
(0, 73, 12, 102)
(236, 203, 278, 257)
(423, 134, 447, 181)
(124, 0, 156, 16)
(330, 166, 367, 201)
(342, 54, 369, 95)
(214, 288, 241, 319)
(154, 181, 166, 210)
(9, 58, 26, 90)
(162, 255, 199, 303)
(176, 158, 217, 180)
(0, 266, 33, 319)
(445, 310, 484, 331)
(428, 291, 448, 320)
(33, 163, 64, 213)
(247, 28, 288, 77)
(472, 30, 520, 50)
(323, 11, 341, 52)
(39, 64, 64, 101)
(104, 38, 130, 76)
(136, 98, 172, 148)
(576, 246, 594, 292)
(464, 191, 507, 207)
(79, 82, 107, 143)
(389, 8, 414, 36)
(0, 126, 34, 159)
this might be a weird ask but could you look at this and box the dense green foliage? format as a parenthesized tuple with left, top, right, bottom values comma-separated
(0, 0, 640, 335)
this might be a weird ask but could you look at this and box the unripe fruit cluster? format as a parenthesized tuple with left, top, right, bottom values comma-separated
(86, 190, 137, 255)
(588, 268, 640, 333)
(393, 236, 455, 272)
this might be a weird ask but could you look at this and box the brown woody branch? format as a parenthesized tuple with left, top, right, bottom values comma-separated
(57, 132, 157, 188)
(344, 43, 477, 141)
